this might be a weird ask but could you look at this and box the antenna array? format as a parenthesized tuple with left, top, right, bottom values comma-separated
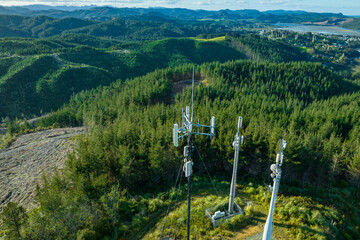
(171, 67, 287, 239)
(173, 67, 215, 240)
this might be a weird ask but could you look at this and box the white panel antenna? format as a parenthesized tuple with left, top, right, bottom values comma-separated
(172, 65, 215, 240)
(173, 124, 179, 147)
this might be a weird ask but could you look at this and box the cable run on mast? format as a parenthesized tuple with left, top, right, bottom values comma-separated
(159, 162, 184, 239)
(172, 67, 215, 240)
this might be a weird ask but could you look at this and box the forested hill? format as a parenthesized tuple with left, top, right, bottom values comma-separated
(0, 37, 247, 119)
(0, 15, 227, 39)
(231, 34, 308, 62)
(6, 60, 359, 239)
(0, 34, 310, 119)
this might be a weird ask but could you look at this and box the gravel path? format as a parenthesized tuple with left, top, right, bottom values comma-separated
(0, 127, 86, 210)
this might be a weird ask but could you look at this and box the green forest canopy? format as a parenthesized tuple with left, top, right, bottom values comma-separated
(0, 34, 308, 119)
(0, 37, 247, 119)
(3, 60, 357, 239)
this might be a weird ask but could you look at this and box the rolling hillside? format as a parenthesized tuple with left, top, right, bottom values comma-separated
(0, 55, 59, 117)
(0, 34, 312, 119)
(0, 15, 228, 39)
(0, 15, 93, 38)
(0, 36, 247, 119)
(230, 34, 308, 62)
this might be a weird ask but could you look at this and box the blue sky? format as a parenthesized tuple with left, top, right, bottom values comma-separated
(1, 0, 360, 15)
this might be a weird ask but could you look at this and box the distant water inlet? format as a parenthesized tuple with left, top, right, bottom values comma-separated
(272, 23, 360, 36)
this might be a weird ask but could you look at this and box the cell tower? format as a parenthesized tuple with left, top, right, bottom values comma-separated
(173, 66, 215, 240)
(205, 116, 244, 227)
(262, 139, 287, 240)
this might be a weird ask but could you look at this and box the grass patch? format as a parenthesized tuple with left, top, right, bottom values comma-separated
(190, 36, 226, 42)
(141, 181, 359, 239)
(142, 181, 292, 240)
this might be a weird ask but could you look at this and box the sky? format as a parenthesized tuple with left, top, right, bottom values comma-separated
(1, 0, 360, 15)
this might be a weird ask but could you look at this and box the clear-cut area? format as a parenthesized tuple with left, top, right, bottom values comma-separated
(0, 127, 86, 210)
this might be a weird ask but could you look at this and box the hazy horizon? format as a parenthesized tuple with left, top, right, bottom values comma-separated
(0, 0, 359, 15)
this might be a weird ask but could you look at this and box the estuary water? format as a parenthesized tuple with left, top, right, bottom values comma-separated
(273, 23, 360, 36)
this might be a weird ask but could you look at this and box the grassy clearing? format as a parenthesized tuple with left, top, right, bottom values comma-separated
(141, 180, 359, 239)
(142, 182, 291, 240)
(190, 36, 226, 42)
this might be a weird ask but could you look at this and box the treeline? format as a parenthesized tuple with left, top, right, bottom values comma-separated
(230, 34, 308, 62)
(2, 61, 359, 239)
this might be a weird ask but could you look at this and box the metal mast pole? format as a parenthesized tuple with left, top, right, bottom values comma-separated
(262, 139, 286, 240)
(173, 66, 215, 239)
(191, 65, 194, 121)
(187, 66, 194, 240)
(228, 116, 243, 213)
(186, 133, 192, 240)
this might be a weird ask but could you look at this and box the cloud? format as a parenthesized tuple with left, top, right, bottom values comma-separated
(154, 0, 180, 4)
(1, 0, 145, 6)
(193, 0, 245, 7)
(257, 0, 289, 5)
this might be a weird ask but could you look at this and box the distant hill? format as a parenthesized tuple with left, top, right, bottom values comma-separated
(230, 34, 308, 62)
(0, 6, 31, 15)
(0, 25, 30, 37)
(341, 18, 360, 30)
(20, 4, 97, 11)
(257, 12, 345, 23)
(0, 15, 228, 39)
(0, 7, 350, 40)
(264, 10, 307, 15)
(0, 15, 94, 38)
(0, 5, 347, 23)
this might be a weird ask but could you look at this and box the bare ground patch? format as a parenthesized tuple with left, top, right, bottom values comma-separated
(0, 127, 86, 210)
